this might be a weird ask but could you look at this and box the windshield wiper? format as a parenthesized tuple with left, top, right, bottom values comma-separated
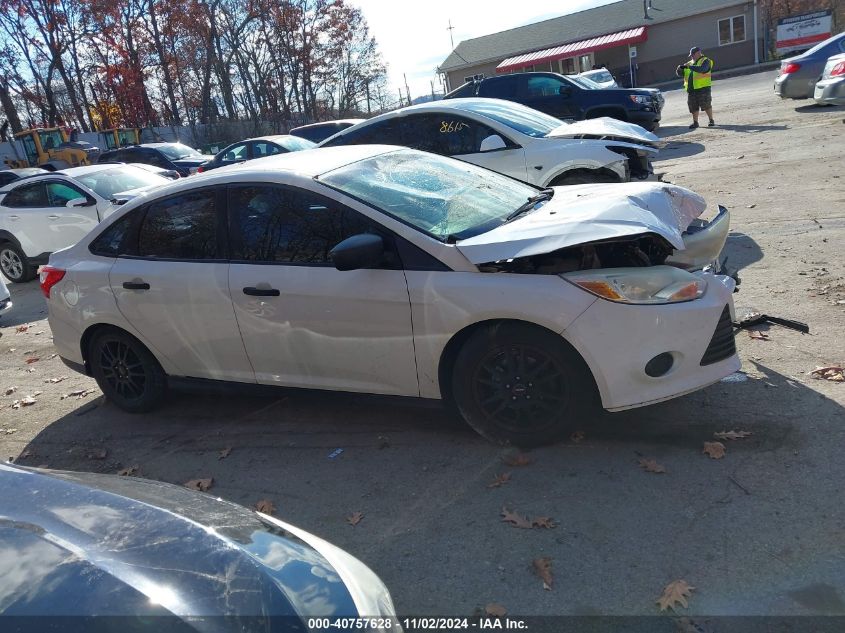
(505, 188, 554, 222)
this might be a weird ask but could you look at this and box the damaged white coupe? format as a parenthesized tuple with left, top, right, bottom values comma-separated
(44, 146, 739, 446)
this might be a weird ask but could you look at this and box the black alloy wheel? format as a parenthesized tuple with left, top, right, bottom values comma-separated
(89, 328, 166, 412)
(451, 323, 597, 446)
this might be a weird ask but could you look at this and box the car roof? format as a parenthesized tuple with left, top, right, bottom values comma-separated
(291, 119, 365, 132)
(59, 164, 137, 177)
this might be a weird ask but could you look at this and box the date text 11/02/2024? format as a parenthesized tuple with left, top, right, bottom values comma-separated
(307, 617, 529, 630)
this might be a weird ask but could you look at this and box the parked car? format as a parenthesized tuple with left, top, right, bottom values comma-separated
(0, 462, 400, 626)
(197, 134, 316, 173)
(571, 72, 666, 111)
(774, 32, 845, 99)
(43, 146, 737, 446)
(0, 274, 10, 316)
(100, 161, 181, 180)
(0, 167, 48, 187)
(98, 143, 214, 177)
(0, 164, 170, 282)
(444, 71, 662, 131)
(290, 119, 366, 143)
(813, 53, 845, 105)
(320, 98, 659, 185)
(577, 68, 619, 88)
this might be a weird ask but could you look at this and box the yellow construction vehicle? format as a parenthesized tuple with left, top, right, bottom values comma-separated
(101, 127, 141, 150)
(3, 127, 98, 171)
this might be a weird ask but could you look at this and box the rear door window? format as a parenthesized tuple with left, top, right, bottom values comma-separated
(46, 182, 89, 206)
(478, 76, 519, 98)
(137, 190, 220, 259)
(2, 182, 48, 208)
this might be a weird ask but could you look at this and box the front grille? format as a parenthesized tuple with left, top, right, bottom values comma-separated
(700, 305, 736, 366)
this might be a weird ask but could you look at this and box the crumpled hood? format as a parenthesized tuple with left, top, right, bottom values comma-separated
(456, 182, 707, 264)
(547, 117, 660, 145)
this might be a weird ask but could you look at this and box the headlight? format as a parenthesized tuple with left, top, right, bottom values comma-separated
(562, 266, 707, 304)
(629, 95, 651, 104)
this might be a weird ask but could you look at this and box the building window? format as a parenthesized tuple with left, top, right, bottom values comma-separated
(718, 15, 746, 45)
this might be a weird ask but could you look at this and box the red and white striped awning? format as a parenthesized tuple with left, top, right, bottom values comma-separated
(496, 26, 647, 73)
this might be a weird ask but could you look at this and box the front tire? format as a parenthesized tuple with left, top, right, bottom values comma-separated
(0, 243, 35, 283)
(450, 323, 597, 446)
(89, 328, 167, 412)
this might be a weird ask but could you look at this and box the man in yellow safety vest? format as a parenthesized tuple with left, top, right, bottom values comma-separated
(676, 47, 715, 129)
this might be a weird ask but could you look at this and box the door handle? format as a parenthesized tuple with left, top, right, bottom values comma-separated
(122, 281, 150, 290)
(243, 287, 280, 297)
(48, 214, 60, 219)
(8, 215, 19, 220)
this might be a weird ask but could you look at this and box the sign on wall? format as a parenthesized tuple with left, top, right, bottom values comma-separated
(776, 10, 832, 54)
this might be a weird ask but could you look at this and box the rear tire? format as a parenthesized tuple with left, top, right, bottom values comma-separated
(0, 243, 35, 283)
(89, 328, 167, 412)
(450, 322, 598, 447)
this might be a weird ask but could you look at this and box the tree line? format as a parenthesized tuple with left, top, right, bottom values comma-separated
(0, 0, 390, 136)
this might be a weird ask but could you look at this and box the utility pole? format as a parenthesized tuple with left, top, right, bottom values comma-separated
(431, 80, 435, 102)
(404, 73, 411, 106)
(447, 19, 455, 49)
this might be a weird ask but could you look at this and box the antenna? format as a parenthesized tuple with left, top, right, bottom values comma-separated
(447, 19, 455, 49)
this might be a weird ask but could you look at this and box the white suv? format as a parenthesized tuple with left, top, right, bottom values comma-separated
(0, 165, 169, 282)
(44, 146, 738, 447)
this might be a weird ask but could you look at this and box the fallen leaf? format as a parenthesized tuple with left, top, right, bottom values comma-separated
(532, 557, 553, 590)
(810, 366, 845, 382)
(4, 386, 16, 396)
(44, 376, 69, 384)
(183, 478, 213, 492)
(570, 430, 585, 443)
(346, 511, 364, 526)
(747, 330, 770, 341)
(639, 458, 667, 474)
(61, 389, 96, 400)
(25, 357, 40, 364)
(3, 428, 17, 434)
(500, 507, 534, 529)
(87, 448, 108, 460)
(487, 472, 511, 488)
(16, 396, 37, 407)
(703, 441, 726, 459)
(714, 430, 752, 441)
(657, 579, 695, 611)
(15, 325, 28, 333)
(117, 466, 138, 476)
(502, 452, 532, 467)
(47, 354, 57, 360)
(218, 447, 232, 460)
(531, 516, 557, 529)
(255, 499, 276, 514)
(485, 603, 507, 617)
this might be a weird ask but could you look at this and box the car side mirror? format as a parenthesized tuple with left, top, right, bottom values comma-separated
(66, 197, 92, 208)
(479, 135, 507, 152)
(329, 233, 385, 271)
(559, 86, 572, 96)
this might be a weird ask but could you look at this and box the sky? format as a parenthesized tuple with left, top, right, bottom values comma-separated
(348, 0, 621, 101)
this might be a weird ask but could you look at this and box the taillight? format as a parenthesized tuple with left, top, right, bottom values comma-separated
(197, 165, 205, 173)
(39, 266, 66, 298)
(781, 62, 801, 74)
(831, 61, 845, 77)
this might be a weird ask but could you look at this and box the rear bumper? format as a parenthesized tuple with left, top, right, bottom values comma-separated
(562, 273, 740, 411)
(774, 74, 813, 99)
(814, 77, 845, 105)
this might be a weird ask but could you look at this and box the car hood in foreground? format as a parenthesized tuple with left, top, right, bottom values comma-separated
(0, 463, 361, 621)
(456, 182, 706, 264)
(547, 117, 660, 145)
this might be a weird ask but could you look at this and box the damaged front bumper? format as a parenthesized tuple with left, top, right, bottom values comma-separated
(666, 205, 731, 272)
(561, 272, 740, 411)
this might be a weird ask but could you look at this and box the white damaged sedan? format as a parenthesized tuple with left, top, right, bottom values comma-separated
(43, 146, 738, 446)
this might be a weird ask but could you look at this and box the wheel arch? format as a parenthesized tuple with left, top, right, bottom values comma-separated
(79, 323, 166, 376)
(437, 318, 599, 405)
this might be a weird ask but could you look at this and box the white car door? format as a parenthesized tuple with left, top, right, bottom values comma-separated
(226, 183, 419, 396)
(108, 188, 255, 382)
(0, 181, 54, 257)
(41, 180, 102, 251)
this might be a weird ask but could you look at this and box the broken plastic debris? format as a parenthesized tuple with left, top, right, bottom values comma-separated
(328, 448, 344, 459)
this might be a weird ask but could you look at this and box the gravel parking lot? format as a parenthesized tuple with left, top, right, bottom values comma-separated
(2, 70, 844, 624)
